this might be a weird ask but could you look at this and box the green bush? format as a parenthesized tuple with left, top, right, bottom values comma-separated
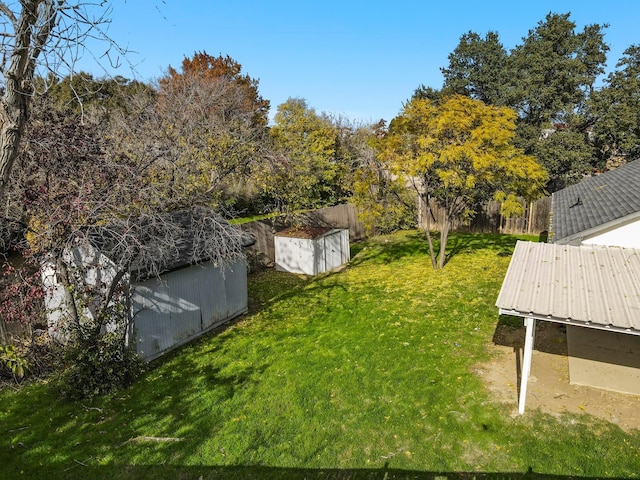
(58, 331, 145, 400)
(0, 344, 29, 379)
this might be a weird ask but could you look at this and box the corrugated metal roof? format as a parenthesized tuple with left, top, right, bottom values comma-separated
(551, 159, 640, 243)
(496, 241, 640, 332)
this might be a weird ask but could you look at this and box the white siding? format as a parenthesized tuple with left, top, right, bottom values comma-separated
(321, 229, 350, 273)
(582, 217, 640, 248)
(275, 236, 316, 275)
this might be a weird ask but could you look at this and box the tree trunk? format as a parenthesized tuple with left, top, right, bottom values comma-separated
(437, 217, 451, 269)
(0, 0, 58, 200)
(422, 194, 437, 269)
(0, 98, 27, 200)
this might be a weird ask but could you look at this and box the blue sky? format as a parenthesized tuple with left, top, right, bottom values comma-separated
(81, 1, 640, 124)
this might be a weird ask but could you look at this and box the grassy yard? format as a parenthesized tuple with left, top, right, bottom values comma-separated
(1, 230, 639, 479)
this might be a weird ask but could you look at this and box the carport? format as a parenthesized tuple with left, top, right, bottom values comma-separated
(495, 241, 640, 414)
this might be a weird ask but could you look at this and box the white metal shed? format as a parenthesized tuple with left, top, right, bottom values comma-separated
(274, 227, 350, 276)
(42, 209, 251, 361)
(132, 257, 247, 360)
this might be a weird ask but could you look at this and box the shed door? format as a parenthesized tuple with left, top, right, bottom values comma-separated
(324, 230, 343, 272)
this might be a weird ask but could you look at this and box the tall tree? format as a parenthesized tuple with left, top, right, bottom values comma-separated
(380, 95, 547, 269)
(508, 14, 607, 191)
(0, 1, 121, 200)
(588, 45, 640, 167)
(265, 98, 340, 212)
(509, 12, 608, 128)
(440, 13, 608, 191)
(152, 52, 270, 211)
(352, 120, 415, 234)
(441, 31, 509, 105)
(160, 52, 270, 128)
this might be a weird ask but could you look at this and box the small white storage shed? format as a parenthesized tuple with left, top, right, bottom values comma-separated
(274, 227, 350, 276)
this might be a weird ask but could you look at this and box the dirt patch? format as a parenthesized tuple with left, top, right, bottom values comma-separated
(476, 320, 640, 432)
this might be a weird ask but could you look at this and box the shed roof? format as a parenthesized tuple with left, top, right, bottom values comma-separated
(496, 241, 640, 333)
(85, 208, 252, 280)
(551, 159, 640, 244)
(275, 226, 334, 239)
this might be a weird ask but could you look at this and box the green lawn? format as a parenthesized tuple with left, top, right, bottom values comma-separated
(1, 230, 639, 480)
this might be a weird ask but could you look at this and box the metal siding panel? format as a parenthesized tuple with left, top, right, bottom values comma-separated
(590, 247, 613, 325)
(275, 236, 315, 275)
(197, 263, 227, 329)
(325, 230, 342, 271)
(497, 241, 640, 332)
(166, 269, 204, 343)
(132, 269, 205, 360)
(132, 279, 197, 360)
(627, 250, 640, 330)
(224, 258, 248, 317)
(314, 236, 323, 275)
(341, 229, 351, 263)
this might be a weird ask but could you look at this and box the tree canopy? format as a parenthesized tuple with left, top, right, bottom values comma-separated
(588, 45, 640, 167)
(265, 98, 342, 213)
(160, 51, 270, 128)
(441, 31, 509, 106)
(379, 95, 547, 269)
(440, 12, 609, 191)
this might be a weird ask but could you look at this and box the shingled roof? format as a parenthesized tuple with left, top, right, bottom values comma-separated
(550, 159, 640, 244)
(83, 208, 254, 281)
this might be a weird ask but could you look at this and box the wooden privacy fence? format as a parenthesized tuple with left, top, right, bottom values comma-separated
(418, 196, 551, 237)
(0, 318, 32, 344)
(243, 198, 551, 265)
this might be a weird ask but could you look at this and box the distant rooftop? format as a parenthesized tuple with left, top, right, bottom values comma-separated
(551, 159, 640, 244)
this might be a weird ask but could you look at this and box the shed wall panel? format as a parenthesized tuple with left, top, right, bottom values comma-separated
(275, 237, 316, 275)
(198, 265, 227, 329)
(274, 229, 350, 276)
(132, 259, 248, 361)
(324, 230, 342, 272)
(224, 259, 248, 319)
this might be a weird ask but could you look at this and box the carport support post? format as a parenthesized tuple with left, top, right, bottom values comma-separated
(518, 316, 536, 415)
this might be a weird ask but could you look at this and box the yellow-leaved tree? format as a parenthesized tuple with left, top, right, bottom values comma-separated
(380, 95, 548, 269)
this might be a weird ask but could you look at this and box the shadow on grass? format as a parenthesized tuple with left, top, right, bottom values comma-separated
(445, 232, 528, 261)
(31, 464, 629, 480)
(349, 230, 431, 267)
(350, 230, 529, 269)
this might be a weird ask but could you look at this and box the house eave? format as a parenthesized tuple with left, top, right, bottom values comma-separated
(552, 210, 640, 245)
